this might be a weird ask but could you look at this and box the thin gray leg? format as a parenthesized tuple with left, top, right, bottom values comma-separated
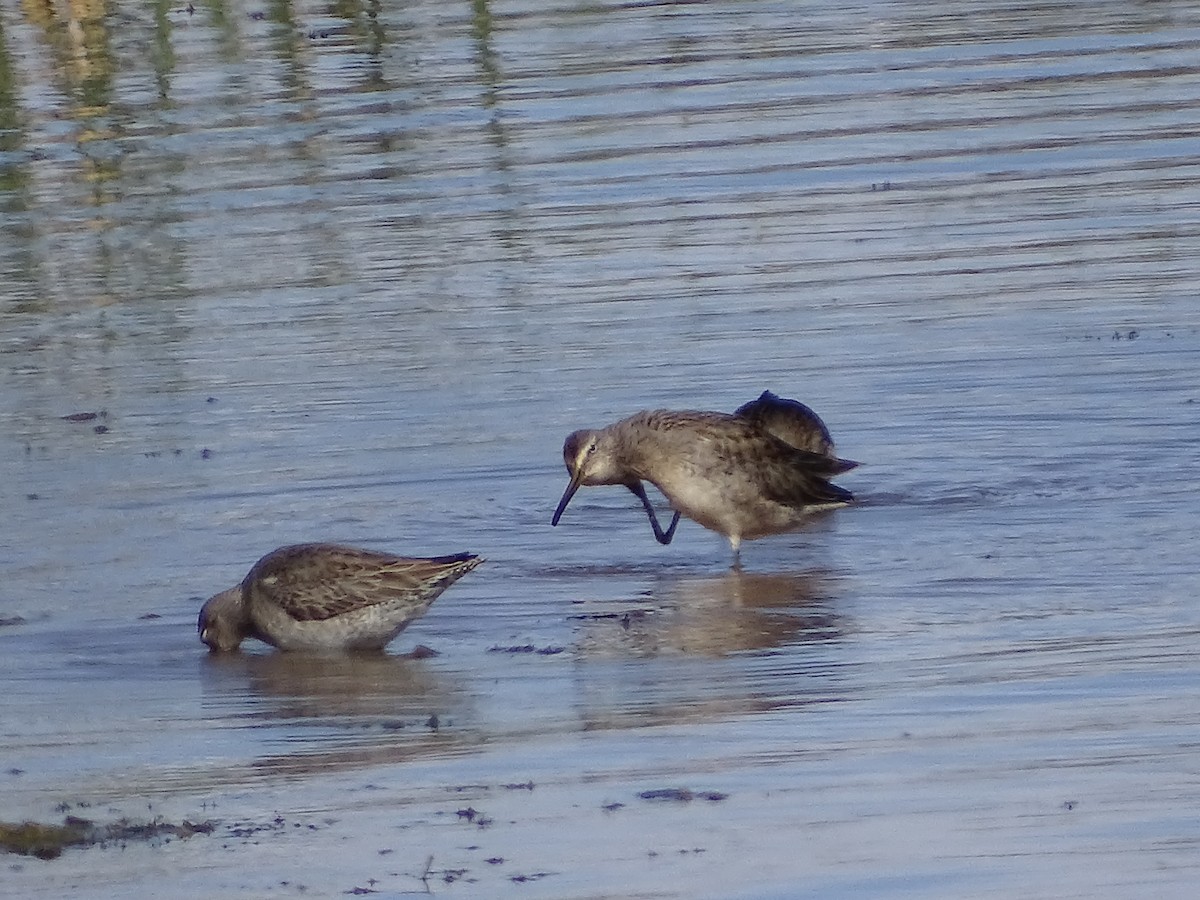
(627, 482, 680, 545)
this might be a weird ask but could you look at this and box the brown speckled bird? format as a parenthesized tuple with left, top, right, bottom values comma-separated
(552, 394, 856, 564)
(198, 544, 482, 652)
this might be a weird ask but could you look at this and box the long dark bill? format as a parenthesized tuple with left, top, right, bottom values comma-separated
(551, 473, 583, 526)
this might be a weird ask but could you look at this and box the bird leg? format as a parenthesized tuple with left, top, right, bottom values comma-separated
(626, 482, 680, 545)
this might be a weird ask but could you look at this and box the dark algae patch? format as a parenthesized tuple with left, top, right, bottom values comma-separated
(638, 788, 729, 802)
(0, 816, 214, 860)
(487, 644, 566, 655)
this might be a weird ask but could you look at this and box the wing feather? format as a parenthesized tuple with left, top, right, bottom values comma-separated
(636, 411, 855, 509)
(247, 544, 480, 622)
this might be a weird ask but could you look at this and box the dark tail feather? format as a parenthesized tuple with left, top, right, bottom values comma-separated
(430, 552, 482, 566)
(816, 478, 855, 504)
(789, 446, 860, 476)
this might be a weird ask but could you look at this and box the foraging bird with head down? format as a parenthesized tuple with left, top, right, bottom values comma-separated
(551, 392, 857, 564)
(198, 543, 482, 653)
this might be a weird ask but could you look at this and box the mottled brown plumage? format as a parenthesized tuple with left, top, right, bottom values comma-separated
(198, 544, 482, 653)
(552, 395, 856, 563)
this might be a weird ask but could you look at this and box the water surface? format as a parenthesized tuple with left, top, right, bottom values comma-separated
(2, 0, 1199, 896)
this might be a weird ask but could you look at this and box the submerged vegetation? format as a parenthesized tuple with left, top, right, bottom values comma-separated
(0, 816, 214, 860)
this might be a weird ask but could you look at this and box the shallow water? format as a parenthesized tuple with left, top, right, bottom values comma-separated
(3, 0, 1200, 896)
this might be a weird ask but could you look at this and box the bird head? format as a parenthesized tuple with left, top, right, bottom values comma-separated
(552, 428, 624, 525)
(198, 586, 250, 652)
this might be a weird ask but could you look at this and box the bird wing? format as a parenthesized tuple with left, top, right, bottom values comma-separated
(690, 417, 856, 508)
(250, 544, 479, 622)
(627, 410, 855, 510)
(756, 453, 855, 507)
(732, 394, 859, 470)
(733, 391, 836, 455)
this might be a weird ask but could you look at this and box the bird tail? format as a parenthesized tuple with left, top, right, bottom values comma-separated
(827, 456, 859, 474)
(817, 479, 855, 504)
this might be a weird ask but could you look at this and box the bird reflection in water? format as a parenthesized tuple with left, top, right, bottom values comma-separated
(572, 568, 843, 659)
(199, 652, 471, 780)
(569, 568, 848, 732)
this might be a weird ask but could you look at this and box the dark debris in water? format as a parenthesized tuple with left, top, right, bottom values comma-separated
(403, 644, 439, 660)
(0, 816, 214, 860)
(1068, 327, 1194, 342)
(414, 851, 478, 888)
(454, 807, 493, 828)
(487, 644, 565, 655)
(568, 609, 653, 627)
(227, 814, 310, 839)
(637, 788, 729, 803)
(510, 871, 552, 883)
